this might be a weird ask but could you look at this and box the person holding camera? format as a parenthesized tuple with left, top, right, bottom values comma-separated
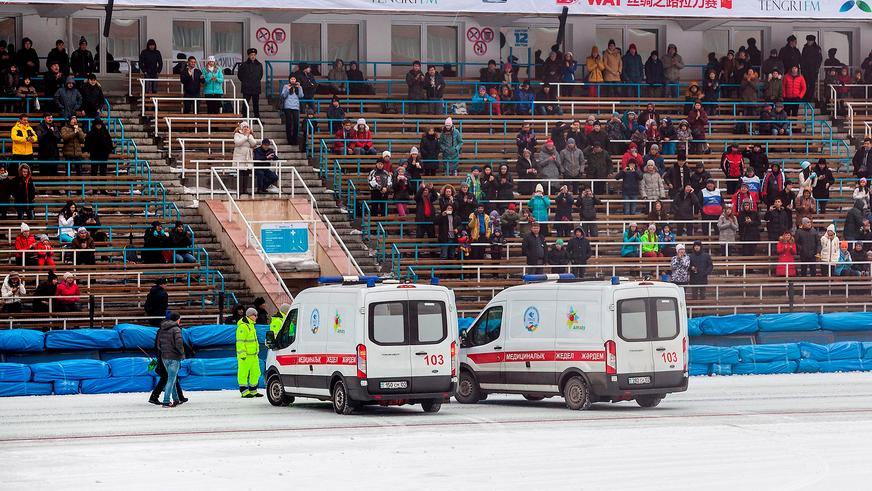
(280, 76, 303, 145)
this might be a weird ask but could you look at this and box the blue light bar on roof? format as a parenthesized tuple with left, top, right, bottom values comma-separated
(318, 276, 381, 287)
(521, 274, 576, 283)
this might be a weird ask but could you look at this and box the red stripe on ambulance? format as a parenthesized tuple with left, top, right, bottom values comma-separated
(467, 350, 605, 364)
(276, 354, 357, 366)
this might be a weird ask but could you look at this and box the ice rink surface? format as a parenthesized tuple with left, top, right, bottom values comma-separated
(2, 372, 872, 490)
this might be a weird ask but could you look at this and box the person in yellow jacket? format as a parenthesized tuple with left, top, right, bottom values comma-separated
(237, 307, 262, 398)
(269, 303, 292, 335)
(11, 114, 37, 177)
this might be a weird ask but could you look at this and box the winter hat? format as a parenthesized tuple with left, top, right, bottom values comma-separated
(676, 243, 685, 251)
(39, 234, 50, 242)
(628, 142, 638, 150)
(649, 144, 660, 153)
(47, 271, 58, 282)
(356, 118, 366, 126)
(827, 224, 836, 233)
(628, 43, 637, 51)
(800, 160, 811, 170)
(535, 183, 544, 194)
(382, 150, 391, 158)
(20, 223, 29, 232)
(63, 272, 74, 280)
(254, 297, 266, 307)
(444, 117, 453, 127)
(77, 227, 88, 234)
(629, 222, 638, 228)
(586, 114, 596, 122)
(508, 203, 517, 211)
(555, 239, 565, 246)
(245, 307, 258, 317)
(841, 240, 849, 250)
(207, 55, 216, 63)
(567, 138, 576, 145)
(646, 160, 656, 168)
(862, 178, 868, 185)
(239, 121, 250, 129)
(410, 146, 419, 155)
(545, 138, 554, 146)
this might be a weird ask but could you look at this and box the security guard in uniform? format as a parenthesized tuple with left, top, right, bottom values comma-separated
(269, 303, 292, 335)
(236, 307, 262, 398)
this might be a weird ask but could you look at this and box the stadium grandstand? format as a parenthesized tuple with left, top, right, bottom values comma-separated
(0, 1, 871, 390)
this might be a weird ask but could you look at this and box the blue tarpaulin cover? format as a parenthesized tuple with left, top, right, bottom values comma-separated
(797, 359, 821, 373)
(864, 342, 872, 359)
(458, 317, 474, 333)
(757, 313, 820, 332)
(255, 324, 270, 343)
(0, 363, 31, 382)
(689, 364, 709, 376)
(737, 343, 800, 362)
(799, 342, 864, 361)
(0, 381, 53, 396)
(0, 329, 45, 352)
(81, 376, 154, 394)
(182, 324, 235, 348)
(107, 357, 154, 378)
(732, 360, 797, 375)
(687, 317, 703, 337)
(700, 314, 758, 335)
(818, 312, 872, 331)
(30, 359, 110, 382)
(710, 363, 732, 376)
(114, 324, 158, 350)
(52, 380, 80, 395)
(819, 359, 871, 373)
(182, 358, 237, 377)
(180, 375, 240, 391)
(44, 329, 123, 350)
(689, 345, 739, 364)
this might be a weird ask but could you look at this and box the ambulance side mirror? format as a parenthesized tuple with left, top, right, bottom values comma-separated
(265, 331, 276, 350)
(459, 328, 469, 348)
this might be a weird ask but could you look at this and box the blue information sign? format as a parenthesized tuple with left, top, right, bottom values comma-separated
(261, 222, 309, 254)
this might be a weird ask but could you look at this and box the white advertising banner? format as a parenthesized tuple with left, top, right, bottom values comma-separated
(19, 0, 871, 19)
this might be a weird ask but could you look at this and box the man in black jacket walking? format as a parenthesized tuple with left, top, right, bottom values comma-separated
(138, 39, 163, 95)
(144, 277, 168, 327)
(522, 222, 546, 274)
(237, 48, 263, 118)
(148, 311, 187, 406)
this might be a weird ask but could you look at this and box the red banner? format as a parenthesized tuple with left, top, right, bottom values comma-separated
(468, 350, 605, 365)
(276, 354, 357, 366)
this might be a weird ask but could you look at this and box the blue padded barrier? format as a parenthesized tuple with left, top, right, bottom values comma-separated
(700, 314, 758, 335)
(30, 360, 110, 382)
(732, 360, 798, 375)
(818, 312, 872, 331)
(757, 313, 819, 332)
(689, 364, 709, 376)
(736, 343, 800, 363)
(688, 317, 703, 337)
(182, 358, 237, 377)
(52, 380, 80, 395)
(180, 375, 240, 391)
(107, 357, 155, 378)
(0, 381, 53, 396)
(819, 359, 872, 373)
(0, 329, 45, 352)
(710, 363, 732, 376)
(45, 329, 123, 350)
(797, 359, 821, 373)
(689, 345, 739, 364)
(80, 376, 154, 394)
(114, 324, 158, 350)
(0, 363, 31, 382)
(182, 324, 235, 348)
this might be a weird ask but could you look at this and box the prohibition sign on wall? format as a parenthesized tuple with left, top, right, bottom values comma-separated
(256, 27, 271, 43)
(467, 27, 495, 56)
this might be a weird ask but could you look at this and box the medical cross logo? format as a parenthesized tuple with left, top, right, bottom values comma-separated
(839, 0, 871, 11)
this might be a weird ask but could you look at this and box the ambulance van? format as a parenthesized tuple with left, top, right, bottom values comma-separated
(264, 277, 458, 414)
(456, 276, 688, 410)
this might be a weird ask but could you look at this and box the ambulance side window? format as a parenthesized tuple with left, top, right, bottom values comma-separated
(468, 307, 503, 347)
(277, 309, 298, 349)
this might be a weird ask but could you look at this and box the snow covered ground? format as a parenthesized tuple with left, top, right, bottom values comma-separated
(2, 373, 872, 490)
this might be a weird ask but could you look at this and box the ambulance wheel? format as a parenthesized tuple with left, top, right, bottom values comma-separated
(636, 395, 664, 408)
(455, 370, 481, 404)
(523, 395, 546, 401)
(267, 375, 294, 407)
(563, 376, 592, 411)
(331, 379, 355, 415)
(421, 399, 442, 413)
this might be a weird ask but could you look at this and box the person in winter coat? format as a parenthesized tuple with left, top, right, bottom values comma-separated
(79, 74, 105, 118)
(812, 158, 835, 213)
(325, 58, 349, 96)
(761, 49, 785, 79)
(149, 309, 187, 406)
(368, 159, 391, 216)
(621, 223, 642, 257)
(761, 162, 787, 207)
(70, 226, 96, 265)
(32, 272, 58, 313)
(765, 197, 792, 242)
(584, 143, 612, 195)
(622, 44, 644, 88)
(800, 35, 823, 102)
(138, 39, 163, 94)
(179, 56, 203, 113)
(774, 231, 797, 277)
(527, 184, 551, 236)
(414, 184, 437, 239)
(331, 118, 354, 155)
(645, 51, 666, 97)
(743, 143, 770, 178)
(424, 65, 446, 114)
(392, 166, 411, 217)
(779, 35, 802, 73)
(84, 119, 113, 177)
(620, 142, 644, 170)
(237, 48, 264, 117)
(535, 139, 560, 181)
(576, 187, 600, 238)
(844, 199, 866, 242)
(500, 203, 520, 238)
(35, 233, 55, 267)
(687, 241, 713, 300)
(467, 203, 492, 260)
(852, 138, 872, 178)
(554, 186, 574, 237)
(513, 81, 536, 115)
(602, 40, 622, 85)
(14, 223, 36, 266)
(435, 203, 457, 259)
(819, 224, 840, 275)
(672, 184, 700, 237)
(541, 50, 562, 84)
(61, 116, 86, 175)
(54, 76, 82, 120)
(1, 272, 26, 313)
(585, 47, 605, 97)
(54, 272, 80, 311)
(616, 161, 643, 216)
(43, 62, 65, 111)
(782, 66, 807, 117)
(142, 221, 168, 264)
(15, 38, 39, 78)
(232, 121, 258, 186)
(794, 188, 816, 225)
(547, 239, 570, 274)
(737, 199, 761, 257)
(720, 144, 745, 195)
(70, 37, 95, 77)
(535, 83, 562, 116)
(405, 61, 426, 114)
(640, 161, 667, 203)
(640, 224, 662, 257)
(438, 118, 463, 175)
(202, 56, 225, 114)
(516, 122, 538, 157)
(419, 127, 440, 175)
(46, 39, 70, 76)
(156, 313, 185, 407)
(717, 207, 739, 256)
(36, 114, 61, 176)
(662, 44, 685, 97)
(670, 243, 690, 285)
(795, 217, 819, 277)
(567, 226, 592, 277)
(522, 222, 547, 274)
(664, 153, 691, 197)
(560, 53, 578, 96)
(558, 138, 585, 192)
(11, 164, 35, 220)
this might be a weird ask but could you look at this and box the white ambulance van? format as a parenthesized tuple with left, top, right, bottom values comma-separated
(456, 276, 688, 410)
(264, 277, 458, 414)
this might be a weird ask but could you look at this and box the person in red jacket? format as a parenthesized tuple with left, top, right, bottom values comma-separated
(35, 234, 56, 267)
(720, 144, 745, 194)
(350, 118, 376, 155)
(14, 223, 36, 266)
(620, 142, 644, 169)
(782, 66, 807, 117)
(332, 119, 355, 155)
(55, 271, 81, 311)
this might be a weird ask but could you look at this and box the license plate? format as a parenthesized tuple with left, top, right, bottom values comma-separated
(628, 376, 651, 385)
(379, 381, 408, 389)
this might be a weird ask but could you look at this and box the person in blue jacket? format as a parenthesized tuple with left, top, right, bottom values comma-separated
(622, 43, 644, 96)
(513, 81, 535, 116)
(202, 55, 225, 114)
(621, 223, 642, 257)
(469, 85, 495, 115)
